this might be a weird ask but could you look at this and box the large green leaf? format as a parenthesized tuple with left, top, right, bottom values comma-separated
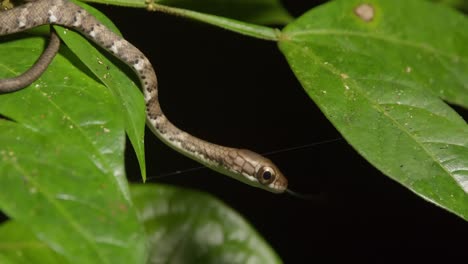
(0, 184, 281, 263)
(278, 0, 468, 220)
(131, 184, 282, 264)
(0, 35, 147, 263)
(84, 0, 293, 25)
(62, 0, 147, 181)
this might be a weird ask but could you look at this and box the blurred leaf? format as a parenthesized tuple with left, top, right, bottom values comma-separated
(0, 35, 147, 263)
(279, 0, 468, 219)
(84, 0, 293, 25)
(131, 184, 282, 264)
(0, 221, 67, 263)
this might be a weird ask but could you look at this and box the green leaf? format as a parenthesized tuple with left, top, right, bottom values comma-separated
(279, 0, 468, 220)
(430, 0, 468, 13)
(0, 184, 282, 263)
(131, 184, 282, 264)
(83, 0, 293, 25)
(0, 36, 147, 263)
(0, 221, 67, 263)
(61, 0, 147, 181)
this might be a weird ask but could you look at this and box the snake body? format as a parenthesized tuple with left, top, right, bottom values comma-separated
(0, 30, 59, 92)
(0, 0, 288, 193)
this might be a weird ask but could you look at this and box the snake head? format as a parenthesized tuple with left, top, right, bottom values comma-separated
(228, 149, 288, 194)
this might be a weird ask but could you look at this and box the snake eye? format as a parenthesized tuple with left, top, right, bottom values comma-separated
(257, 166, 276, 185)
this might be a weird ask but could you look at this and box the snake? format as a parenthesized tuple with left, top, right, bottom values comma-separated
(0, 0, 288, 193)
(0, 29, 60, 92)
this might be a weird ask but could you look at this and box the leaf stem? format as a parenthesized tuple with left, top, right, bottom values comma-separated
(149, 3, 282, 41)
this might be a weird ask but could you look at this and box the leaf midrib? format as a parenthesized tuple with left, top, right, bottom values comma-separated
(285, 29, 466, 62)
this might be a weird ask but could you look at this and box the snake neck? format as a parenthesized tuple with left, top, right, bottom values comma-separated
(146, 99, 237, 173)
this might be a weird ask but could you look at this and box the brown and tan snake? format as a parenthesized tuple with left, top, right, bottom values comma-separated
(0, 0, 288, 193)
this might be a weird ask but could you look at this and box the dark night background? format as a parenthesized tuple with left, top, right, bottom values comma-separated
(2, 0, 468, 263)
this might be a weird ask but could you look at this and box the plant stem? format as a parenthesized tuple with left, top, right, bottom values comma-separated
(150, 3, 281, 42)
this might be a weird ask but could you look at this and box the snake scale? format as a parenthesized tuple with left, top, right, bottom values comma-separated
(0, 0, 288, 193)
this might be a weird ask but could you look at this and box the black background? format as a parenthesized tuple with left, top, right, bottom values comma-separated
(2, 1, 468, 263)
